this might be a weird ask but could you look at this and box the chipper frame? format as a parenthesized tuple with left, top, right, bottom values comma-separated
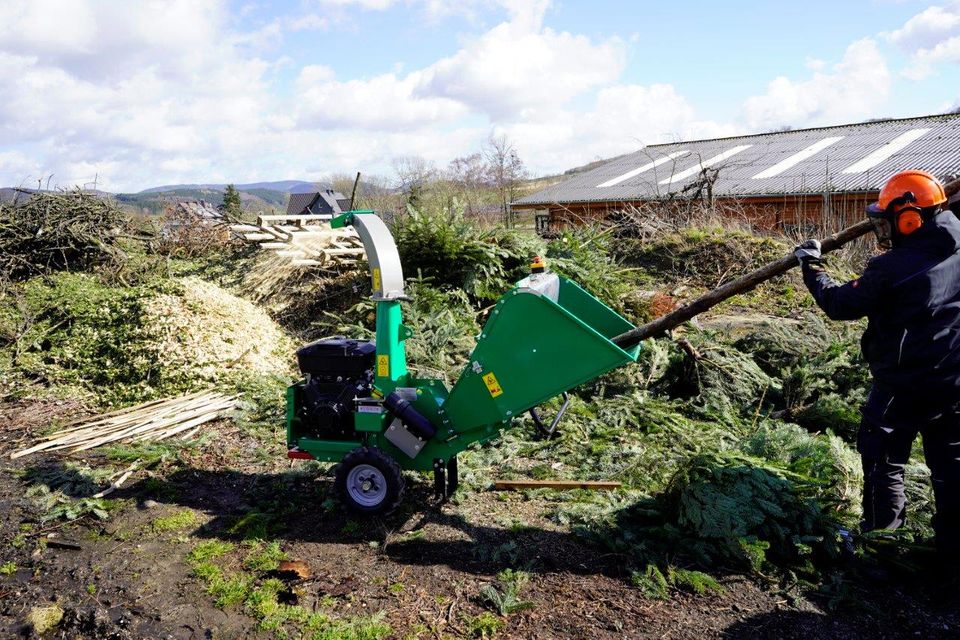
(285, 209, 876, 515)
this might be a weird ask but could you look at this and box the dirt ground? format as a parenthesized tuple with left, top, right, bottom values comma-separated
(1, 399, 958, 640)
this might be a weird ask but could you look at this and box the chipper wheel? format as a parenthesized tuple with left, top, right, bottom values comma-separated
(334, 447, 405, 516)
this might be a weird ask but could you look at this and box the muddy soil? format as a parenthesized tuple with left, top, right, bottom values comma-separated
(1, 400, 958, 639)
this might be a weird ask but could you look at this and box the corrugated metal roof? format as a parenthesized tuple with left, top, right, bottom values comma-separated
(514, 114, 960, 206)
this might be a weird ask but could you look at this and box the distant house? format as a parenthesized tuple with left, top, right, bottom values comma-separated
(286, 190, 352, 218)
(161, 200, 224, 238)
(173, 200, 222, 220)
(512, 113, 960, 235)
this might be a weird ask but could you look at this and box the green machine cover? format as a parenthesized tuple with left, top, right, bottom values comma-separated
(442, 274, 640, 432)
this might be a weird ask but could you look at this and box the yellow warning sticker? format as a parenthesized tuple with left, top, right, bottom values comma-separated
(372, 267, 382, 292)
(482, 372, 504, 398)
(377, 354, 389, 377)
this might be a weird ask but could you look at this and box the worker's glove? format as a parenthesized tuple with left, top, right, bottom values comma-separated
(794, 239, 822, 267)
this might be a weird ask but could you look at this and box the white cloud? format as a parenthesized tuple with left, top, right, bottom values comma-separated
(886, 3, 960, 79)
(317, 0, 397, 9)
(286, 14, 331, 31)
(292, 0, 619, 129)
(294, 67, 468, 130)
(0, 0, 282, 190)
(500, 84, 736, 175)
(0, 0, 951, 193)
(417, 17, 625, 118)
(887, 3, 960, 50)
(741, 38, 891, 131)
(0, 1, 98, 58)
(0, 150, 44, 187)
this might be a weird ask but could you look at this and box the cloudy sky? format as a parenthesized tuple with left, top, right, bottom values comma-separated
(0, 0, 958, 192)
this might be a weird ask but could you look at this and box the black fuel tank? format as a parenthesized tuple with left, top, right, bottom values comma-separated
(296, 338, 376, 378)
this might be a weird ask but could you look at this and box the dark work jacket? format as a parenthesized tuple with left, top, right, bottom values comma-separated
(802, 211, 960, 425)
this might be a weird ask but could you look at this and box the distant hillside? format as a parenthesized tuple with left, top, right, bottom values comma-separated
(524, 153, 629, 193)
(140, 180, 316, 194)
(115, 187, 287, 216)
(1, 182, 312, 216)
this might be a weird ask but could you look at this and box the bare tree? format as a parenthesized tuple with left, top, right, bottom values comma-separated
(324, 173, 360, 199)
(318, 173, 400, 217)
(447, 152, 489, 217)
(392, 155, 436, 210)
(356, 174, 401, 218)
(483, 132, 528, 227)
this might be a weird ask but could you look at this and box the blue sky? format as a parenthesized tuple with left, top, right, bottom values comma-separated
(0, 0, 958, 192)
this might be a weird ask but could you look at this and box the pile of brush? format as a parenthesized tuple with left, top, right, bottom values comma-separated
(0, 189, 127, 284)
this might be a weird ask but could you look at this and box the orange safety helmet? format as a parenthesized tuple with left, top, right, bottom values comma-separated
(866, 170, 947, 236)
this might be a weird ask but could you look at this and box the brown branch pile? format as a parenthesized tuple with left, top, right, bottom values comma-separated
(155, 205, 243, 258)
(0, 189, 127, 284)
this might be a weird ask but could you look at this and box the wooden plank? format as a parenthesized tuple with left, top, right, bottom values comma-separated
(11, 392, 237, 458)
(259, 225, 292, 241)
(243, 233, 277, 241)
(319, 248, 364, 256)
(278, 226, 360, 237)
(258, 214, 333, 224)
(492, 479, 621, 491)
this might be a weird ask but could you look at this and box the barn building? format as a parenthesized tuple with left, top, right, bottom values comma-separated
(512, 114, 960, 235)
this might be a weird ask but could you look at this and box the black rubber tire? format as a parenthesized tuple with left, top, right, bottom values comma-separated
(334, 447, 405, 516)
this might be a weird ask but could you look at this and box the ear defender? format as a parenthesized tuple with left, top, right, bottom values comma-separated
(896, 209, 923, 235)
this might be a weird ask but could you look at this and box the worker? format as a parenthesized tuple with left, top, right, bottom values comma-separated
(794, 170, 960, 561)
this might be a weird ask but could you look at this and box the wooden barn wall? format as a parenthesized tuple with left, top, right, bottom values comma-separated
(516, 192, 879, 236)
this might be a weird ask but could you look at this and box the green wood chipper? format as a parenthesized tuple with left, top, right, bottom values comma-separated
(285, 209, 875, 515)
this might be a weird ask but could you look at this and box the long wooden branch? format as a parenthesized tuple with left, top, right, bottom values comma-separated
(611, 177, 960, 350)
(610, 220, 875, 349)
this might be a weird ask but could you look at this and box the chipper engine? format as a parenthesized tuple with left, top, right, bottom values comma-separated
(286, 209, 879, 515)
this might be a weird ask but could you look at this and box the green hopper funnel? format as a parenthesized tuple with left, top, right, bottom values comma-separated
(442, 273, 640, 432)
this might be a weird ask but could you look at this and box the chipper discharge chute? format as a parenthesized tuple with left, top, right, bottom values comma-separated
(285, 209, 876, 515)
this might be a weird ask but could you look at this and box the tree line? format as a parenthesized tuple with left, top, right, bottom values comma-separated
(322, 132, 530, 227)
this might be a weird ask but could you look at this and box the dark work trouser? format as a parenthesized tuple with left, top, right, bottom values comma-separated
(858, 409, 960, 555)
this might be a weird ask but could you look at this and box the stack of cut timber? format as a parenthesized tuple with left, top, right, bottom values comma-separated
(229, 213, 364, 267)
(10, 391, 236, 459)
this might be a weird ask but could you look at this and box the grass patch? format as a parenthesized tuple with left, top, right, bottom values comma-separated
(185, 539, 391, 638)
(245, 578, 309, 631)
(243, 540, 285, 571)
(464, 611, 504, 639)
(151, 509, 200, 534)
(187, 540, 235, 564)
